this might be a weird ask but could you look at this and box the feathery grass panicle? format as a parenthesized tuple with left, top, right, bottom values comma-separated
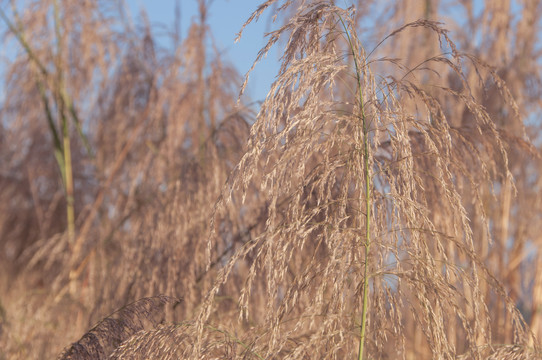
(57, 295, 180, 360)
(203, 1, 537, 358)
(1, 0, 542, 359)
(0, 0, 250, 358)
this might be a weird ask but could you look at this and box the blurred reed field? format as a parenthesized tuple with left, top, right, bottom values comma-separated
(1, 0, 542, 359)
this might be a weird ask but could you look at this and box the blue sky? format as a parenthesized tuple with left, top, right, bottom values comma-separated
(0, 1, 511, 105)
(128, 0, 493, 104)
(0, 1, 279, 104)
(132, 0, 280, 103)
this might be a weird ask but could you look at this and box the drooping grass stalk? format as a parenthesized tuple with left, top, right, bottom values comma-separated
(0, 4, 91, 243)
(53, 0, 75, 242)
(338, 14, 371, 360)
(0, 6, 64, 172)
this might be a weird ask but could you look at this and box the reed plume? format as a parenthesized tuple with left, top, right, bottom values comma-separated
(1, 0, 542, 359)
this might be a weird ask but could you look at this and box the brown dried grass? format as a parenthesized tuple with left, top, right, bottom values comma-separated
(1, 0, 542, 359)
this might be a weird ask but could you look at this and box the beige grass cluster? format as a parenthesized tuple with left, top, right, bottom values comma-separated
(1, 0, 542, 359)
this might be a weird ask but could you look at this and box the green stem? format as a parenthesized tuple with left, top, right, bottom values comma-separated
(53, 0, 75, 242)
(0, 7, 48, 77)
(338, 14, 371, 360)
(1, 3, 81, 241)
(359, 64, 371, 360)
(63, 123, 75, 241)
(360, 112, 371, 360)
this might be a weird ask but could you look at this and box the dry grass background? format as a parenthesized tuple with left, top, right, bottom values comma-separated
(1, 0, 542, 359)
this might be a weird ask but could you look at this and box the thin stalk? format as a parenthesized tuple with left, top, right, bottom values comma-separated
(2, 5, 67, 200)
(62, 114, 75, 241)
(0, 4, 89, 241)
(196, 0, 207, 158)
(53, 0, 75, 242)
(338, 15, 371, 360)
(0, 7, 48, 76)
(37, 80, 65, 170)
